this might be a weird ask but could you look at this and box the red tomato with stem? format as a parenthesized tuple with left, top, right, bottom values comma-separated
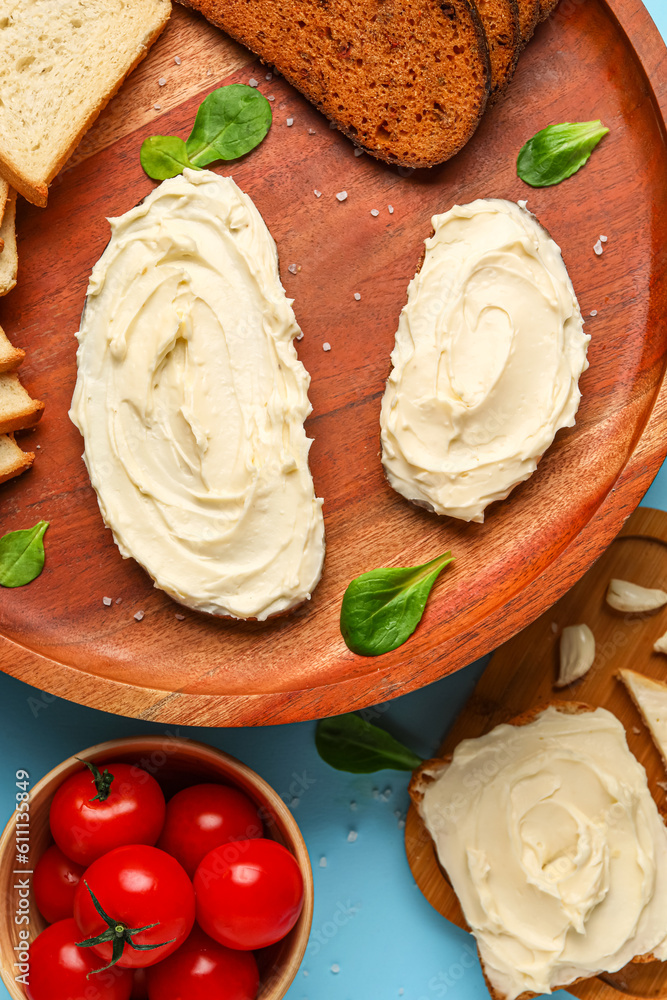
(50, 760, 166, 866)
(74, 844, 195, 970)
(33, 844, 86, 923)
(157, 783, 262, 877)
(146, 925, 259, 1000)
(26, 919, 133, 1000)
(194, 838, 304, 950)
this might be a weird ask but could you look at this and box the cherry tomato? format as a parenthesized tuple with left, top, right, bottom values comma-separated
(194, 838, 304, 950)
(26, 919, 133, 1000)
(33, 844, 86, 923)
(146, 925, 259, 1000)
(50, 760, 166, 866)
(157, 783, 262, 877)
(74, 844, 195, 969)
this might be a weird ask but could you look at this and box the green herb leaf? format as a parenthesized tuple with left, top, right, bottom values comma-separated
(186, 84, 273, 165)
(140, 135, 198, 181)
(0, 521, 49, 588)
(340, 552, 454, 657)
(316, 713, 424, 773)
(517, 120, 609, 187)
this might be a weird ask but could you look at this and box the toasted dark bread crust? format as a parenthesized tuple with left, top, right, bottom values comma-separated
(515, 0, 540, 43)
(178, 0, 491, 168)
(476, 0, 521, 102)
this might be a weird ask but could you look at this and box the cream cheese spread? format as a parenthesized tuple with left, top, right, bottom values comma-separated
(380, 199, 589, 522)
(419, 706, 667, 1000)
(70, 169, 325, 620)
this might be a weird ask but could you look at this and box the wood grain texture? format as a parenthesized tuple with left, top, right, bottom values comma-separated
(0, 736, 313, 1000)
(0, 0, 666, 727)
(405, 506, 667, 1000)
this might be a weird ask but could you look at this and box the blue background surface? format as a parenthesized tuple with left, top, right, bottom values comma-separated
(1, 3, 666, 998)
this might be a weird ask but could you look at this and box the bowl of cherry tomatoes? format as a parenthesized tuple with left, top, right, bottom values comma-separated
(0, 735, 313, 1000)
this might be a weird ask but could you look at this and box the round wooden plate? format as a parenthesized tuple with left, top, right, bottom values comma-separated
(405, 507, 667, 1000)
(0, 0, 666, 726)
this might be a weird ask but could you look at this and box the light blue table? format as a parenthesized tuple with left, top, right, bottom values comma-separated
(2, 4, 666, 998)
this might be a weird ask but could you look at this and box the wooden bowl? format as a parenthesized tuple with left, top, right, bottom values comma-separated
(0, 735, 313, 1000)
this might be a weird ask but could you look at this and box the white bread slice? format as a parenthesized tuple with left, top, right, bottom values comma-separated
(0, 0, 171, 207)
(0, 373, 44, 433)
(0, 190, 17, 296)
(0, 176, 8, 252)
(0, 325, 24, 373)
(619, 669, 667, 770)
(0, 433, 34, 484)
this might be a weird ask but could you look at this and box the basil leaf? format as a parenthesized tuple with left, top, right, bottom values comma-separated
(517, 120, 609, 187)
(0, 520, 49, 587)
(341, 552, 454, 657)
(186, 85, 272, 165)
(316, 714, 424, 773)
(140, 135, 198, 181)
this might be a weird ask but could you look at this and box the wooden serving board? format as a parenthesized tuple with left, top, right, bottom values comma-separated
(0, 1, 666, 727)
(405, 506, 667, 1000)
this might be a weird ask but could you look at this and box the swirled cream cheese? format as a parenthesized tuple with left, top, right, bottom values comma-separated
(380, 199, 589, 522)
(70, 169, 325, 620)
(419, 706, 667, 1000)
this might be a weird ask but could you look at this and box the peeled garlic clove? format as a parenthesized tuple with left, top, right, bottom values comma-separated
(556, 624, 595, 688)
(606, 579, 667, 613)
(654, 630, 667, 654)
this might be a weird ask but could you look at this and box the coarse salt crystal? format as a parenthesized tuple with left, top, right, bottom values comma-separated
(115, 597, 122, 605)
(288, 263, 298, 274)
(594, 239, 603, 256)
(134, 610, 145, 622)
(303, 970, 309, 977)
(331, 965, 340, 974)
(518, 199, 528, 210)
(383, 786, 392, 797)
(323, 342, 331, 352)
(174, 56, 181, 65)
(206, 68, 212, 76)
(388, 205, 394, 214)
(296, 332, 304, 341)
(158, 77, 166, 86)
(370, 209, 379, 217)
(600, 235, 608, 242)
(314, 189, 322, 198)
(154, 104, 161, 111)
(286, 118, 294, 126)
(354, 292, 361, 301)
(265, 72, 273, 80)
(590, 310, 598, 317)
(175, 613, 185, 620)
(398, 819, 405, 829)
(267, 95, 275, 102)
(308, 128, 316, 135)
(102, 597, 112, 607)
(347, 830, 358, 842)
(319, 856, 327, 868)
(249, 77, 259, 87)
(336, 191, 348, 202)
(36, 444, 41, 449)
(354, 148, 364, 157)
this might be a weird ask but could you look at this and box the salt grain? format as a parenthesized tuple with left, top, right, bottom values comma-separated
(174, 56, 181, 65)
(265, 72, 273, 80)
(268, 95, 275, 102)
(370, 209, 379, 217)
(398, 819, 405, 829)
(153, 104, 161, 111)
(36, 444, 41, 449)
(383, 786, 392, 797)
(175, 613, 185, 621)
(594, 239, 603, 256)
(286, 118, 294, 126)
(354, 148, 364, 157)
(134, 610, 145, 622)
(600, 235, 608, 242)
(347, 830, 358, 842)
(158, 77, 166, 86)
(206, 68, 212, 76)
(590, 310, 598, 317)
(518, 199, 528, 210)
(249, 77, 259, 87)
(115, 598, 122, 605)
(323, 342, 331, 352)
(308, 129, 316, 135)
(313, 189, 322, 198)
(354, 292, 361, 301)
(336, 191, 348, 202)
(331, 965, 340, 974)
(399, 990, 405, 996)
(302, 970, 309, 977)
(319, 856, 327, 868)
(288, 263, 298, 274)
(102, 597, 112, 607)
(388, 205, 394, 214)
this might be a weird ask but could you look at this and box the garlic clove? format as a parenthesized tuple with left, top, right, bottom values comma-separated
(556, 624, 595, 688)
(654, 630, 667, 654)
(606, 579, 667, 614)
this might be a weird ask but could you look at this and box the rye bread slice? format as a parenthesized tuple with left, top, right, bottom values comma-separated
(409, 701, 659, 1000)
(476, 0, 521, 101)
(515, 0, 540, 43)
(177, 0, 491, 168)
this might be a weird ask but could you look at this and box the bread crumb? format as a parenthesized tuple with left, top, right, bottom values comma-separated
(590, 310, 598, 317)
(286, 117, 294, 126)
(323, 342, 331, 352)
(388, 205, 394, 214)
(347, 830, 358, 842)
(249, 77, 259, 87)
(134, 610, 145, 622)
(313, 189, 322, 198)
(175, 613, 185, 620)
(336, 191, 348, 202)
(153, 104, 161, 111)
(331, 965, 340, 974)
(319, 856, 327, 868)
(288, 263, 298, 275)
(354, 148, 364, 157)
(158, 77, 166, 86)
(594, 239, 603, 255)
(174, 56, 181, 65)
(102, 596, 112, 607)
(354, 292, 361, 301)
